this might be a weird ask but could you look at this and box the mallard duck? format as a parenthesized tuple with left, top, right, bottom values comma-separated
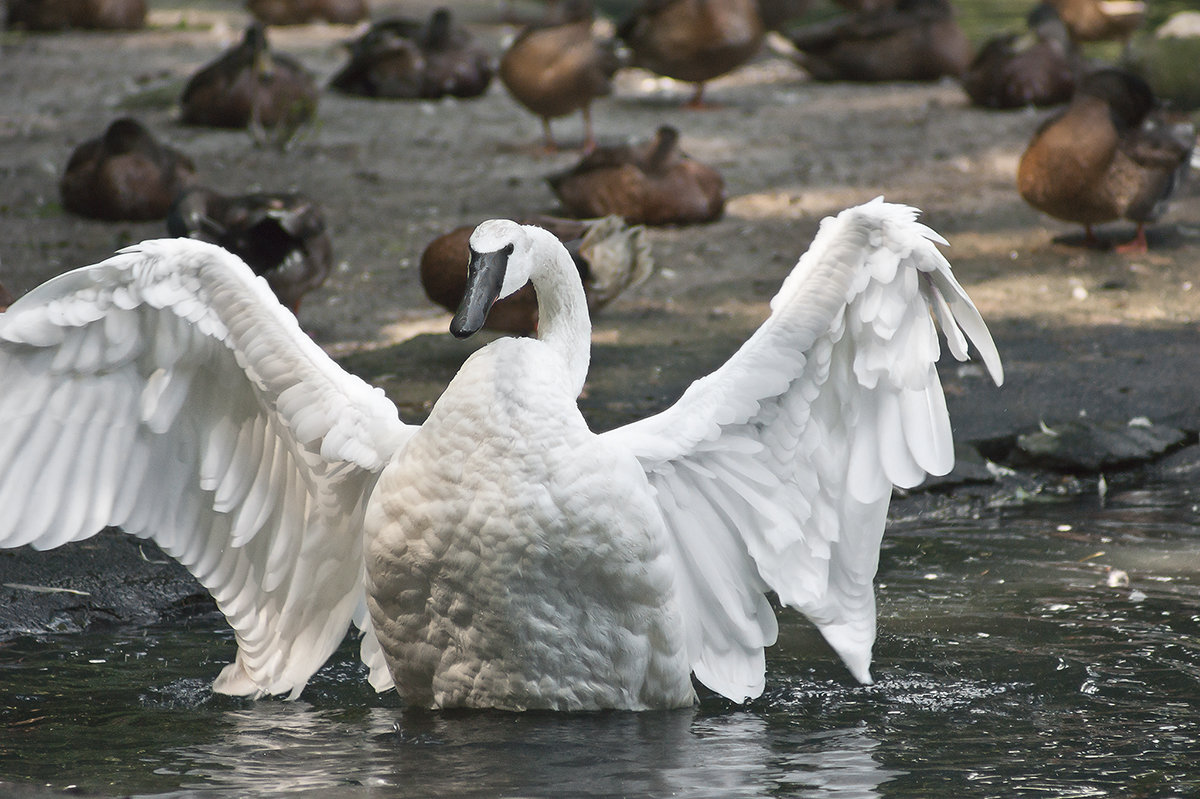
(547, 126, 725, 225)
(5, 0, 145, 30)
(60, 117, 197, 222)
(246, 0, 366, 26)
(0, 199, 999, 710)
(180, 25, 318, 135)
(1017, 68, 1196, 252)
(962, 3, 1082, 109)
(499, 0, 620, 151)
(420, 215, 653, 335)
(166, 187, 333, 314)
(618, 0, 765, 107)
(1046, 0, 1144, 44)
(330, 9, 495, 100)
(787, 0, 970, 82)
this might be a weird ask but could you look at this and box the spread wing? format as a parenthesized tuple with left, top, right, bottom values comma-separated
(602, 199, 1002, 701)
(0, 239, 413, 698)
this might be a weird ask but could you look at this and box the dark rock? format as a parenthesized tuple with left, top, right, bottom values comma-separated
(0, 529, 209, 640)
(1016, 417, 1188, 472)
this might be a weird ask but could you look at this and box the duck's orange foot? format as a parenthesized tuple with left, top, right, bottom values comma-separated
(1113, 225, 1149, 255)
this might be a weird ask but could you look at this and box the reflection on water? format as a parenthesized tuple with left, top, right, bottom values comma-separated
(3, 482, 1200, 797)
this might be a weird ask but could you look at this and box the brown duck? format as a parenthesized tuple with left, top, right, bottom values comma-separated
(618, 0, 765, 107)
(1045, 0, 1144, 44)
(499, 0, 619, 151)
(547, 126, 725, 226)
(787, 0, 970, 82)
(167, 187, 333, 313)
(962, 3, 1083, 109)
(246, 0, 366, 26)
(5, 0, 145, 30)
(420, 215, 653, 335)
(60, 117, 196, 222)
(181, 25, 318, 136)
(330, 9, 495, 100)
(1017, 69, 1196, 252)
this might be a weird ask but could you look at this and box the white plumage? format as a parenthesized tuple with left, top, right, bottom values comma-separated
(0, 199, 1001, 710)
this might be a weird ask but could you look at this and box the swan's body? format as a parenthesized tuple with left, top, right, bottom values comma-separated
(0, 200, 1001, 710)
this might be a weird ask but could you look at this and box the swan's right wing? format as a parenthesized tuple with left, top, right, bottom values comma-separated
(0, 239, 412, 698)
(603, 200, 1002, 700)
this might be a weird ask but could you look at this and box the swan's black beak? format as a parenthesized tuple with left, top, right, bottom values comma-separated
(451, 244, 512, 338)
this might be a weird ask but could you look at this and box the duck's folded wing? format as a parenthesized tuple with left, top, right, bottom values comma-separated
(0, 239, 412, 698)
(602, 199, 1002, 701)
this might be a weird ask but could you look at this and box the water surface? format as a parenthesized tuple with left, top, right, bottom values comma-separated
(3, 483, 1198, 797)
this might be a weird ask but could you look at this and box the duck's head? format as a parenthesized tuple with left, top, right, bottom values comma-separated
(452, 219, 531, 338)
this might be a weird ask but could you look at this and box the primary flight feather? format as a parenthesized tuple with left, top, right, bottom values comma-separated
(0, 199, 1001, 710)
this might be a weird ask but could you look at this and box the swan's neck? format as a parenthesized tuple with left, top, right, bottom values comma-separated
(528, 229, 591, 398)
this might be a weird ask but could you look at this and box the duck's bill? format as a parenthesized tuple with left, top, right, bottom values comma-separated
(450, 246, 510, 338)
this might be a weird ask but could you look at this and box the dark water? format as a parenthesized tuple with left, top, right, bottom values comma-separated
(2, 483, 1198, 798)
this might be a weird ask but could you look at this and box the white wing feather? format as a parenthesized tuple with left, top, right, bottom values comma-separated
(602, 199, 1002, 701)
(0, 239, 411, 698)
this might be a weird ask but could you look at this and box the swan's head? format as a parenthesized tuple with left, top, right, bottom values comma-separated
(451, 219, 533, 338)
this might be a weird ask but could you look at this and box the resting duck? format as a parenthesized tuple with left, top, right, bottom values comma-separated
(330, 9, 495, 100)
(499, 0, 619, 151)
(166, 187, 333, 314)
(5, 0, 145, 29)
(0, 199, 1000, 710)
(962, 3, 1082, 109)
(787, 0, 971, 82)
(419, 215, 653, 335)
(618, 0, 765, 107)
(246, 0, 366, 26)
(547, 126, 725, 225)
(180, 25, 318, 136)
(1017, 68, 1196, 252)
(1045, 0, 1144, 44)
(60, 117, 197, 222)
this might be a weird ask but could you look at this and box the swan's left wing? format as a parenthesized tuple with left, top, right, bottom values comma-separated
(0, 239, 411, 698)
(602, 199, 1002, 701)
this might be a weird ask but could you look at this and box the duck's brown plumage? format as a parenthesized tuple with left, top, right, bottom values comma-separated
(1017, 68, 1195, 252)
(0, 283, 14, 312)
(181, 25, 318, 132)
(547, 126, 725, 226)
(1046, 0, 1144, 43)
(6, 0, 145, 30)
(420, 215, 653, 335)
(331, 9, 495, 99)
(166, 187, 333, 313)
(499, 0, 619, 151)
(787, 0, 970, 82)
(246, 0, 366, 26)
(60, 117, 196, 222)
(962, 3, 1082, 109)
(619, 0, 764, 106)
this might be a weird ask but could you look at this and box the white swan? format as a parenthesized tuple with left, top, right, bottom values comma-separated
(0, 199, 1001, 711)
